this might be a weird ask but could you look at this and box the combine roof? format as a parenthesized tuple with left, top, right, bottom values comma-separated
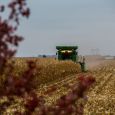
(56, 46, 78, 50)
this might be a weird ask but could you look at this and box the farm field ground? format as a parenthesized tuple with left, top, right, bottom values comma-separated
(0, 55, 115, 114)
(84, 55, 115, 114)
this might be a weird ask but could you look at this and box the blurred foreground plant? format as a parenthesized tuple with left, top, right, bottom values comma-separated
(0, 0, 41, 97)
(0, 0, 30, 72)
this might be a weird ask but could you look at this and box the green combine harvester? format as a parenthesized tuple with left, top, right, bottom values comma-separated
(56, 46, 86, 72)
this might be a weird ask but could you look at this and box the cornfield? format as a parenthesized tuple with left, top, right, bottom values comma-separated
(0, 58, 115, 114)
(11, 57, 81, 86)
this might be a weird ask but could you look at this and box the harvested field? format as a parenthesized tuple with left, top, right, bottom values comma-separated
(84, 56, 115, 114)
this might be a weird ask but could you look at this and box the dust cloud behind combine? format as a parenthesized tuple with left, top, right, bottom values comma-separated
(85, 55, 114, 70)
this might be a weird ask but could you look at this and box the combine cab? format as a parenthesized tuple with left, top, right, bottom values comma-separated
(56, 46, 78, 62)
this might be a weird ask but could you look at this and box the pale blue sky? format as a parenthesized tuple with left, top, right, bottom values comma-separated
(1, 0, 115, 56)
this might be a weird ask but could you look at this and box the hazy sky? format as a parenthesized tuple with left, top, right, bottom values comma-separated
(1, 0, 115, 56)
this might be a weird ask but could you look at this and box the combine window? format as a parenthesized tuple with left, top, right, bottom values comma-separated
(61, 50, 72, 60)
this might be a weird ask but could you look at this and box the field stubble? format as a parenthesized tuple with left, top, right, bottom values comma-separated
(84, 61, 115, 114)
